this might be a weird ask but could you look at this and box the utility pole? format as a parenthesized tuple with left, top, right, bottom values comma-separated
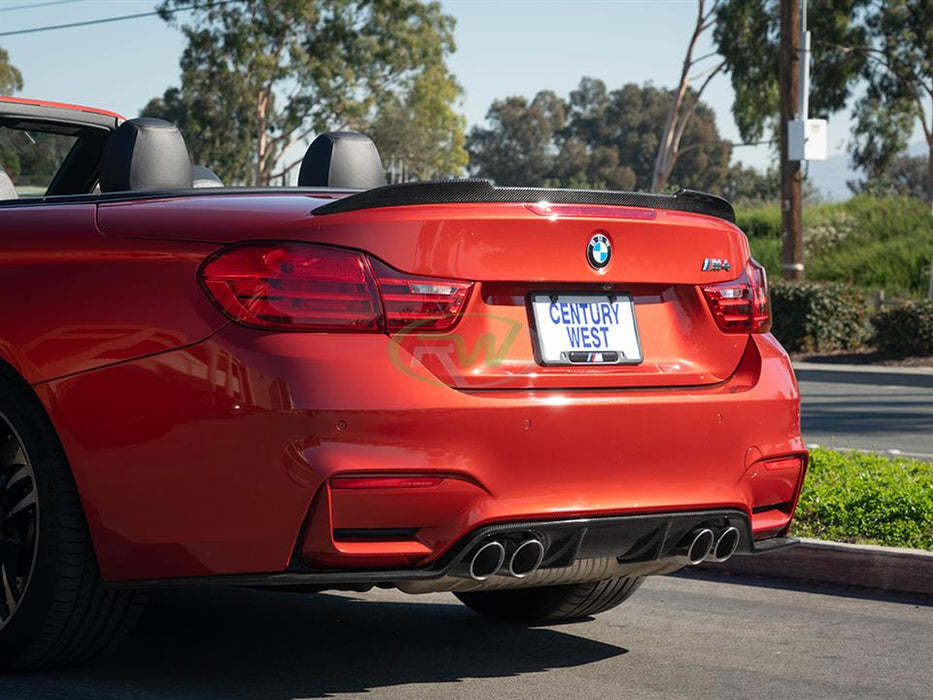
(928, 158, 933, 298)
(780, 0, 804, 281)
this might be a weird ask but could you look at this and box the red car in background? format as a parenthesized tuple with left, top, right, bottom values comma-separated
(0, 97, 807, 671)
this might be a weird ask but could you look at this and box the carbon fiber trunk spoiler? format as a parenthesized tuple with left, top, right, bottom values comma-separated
(310, 179, 736, 224)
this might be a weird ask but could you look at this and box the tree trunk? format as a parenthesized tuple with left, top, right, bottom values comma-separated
(653, 83, 688, 192)
(255, 91, 270, 187)
(652, 0, 704, 193)
(928, 137, 933, 215)
(780, 0, 804, 281)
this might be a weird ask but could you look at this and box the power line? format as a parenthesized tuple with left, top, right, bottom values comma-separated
(0, 0, 240, 37)
(0, 0, 90, 13)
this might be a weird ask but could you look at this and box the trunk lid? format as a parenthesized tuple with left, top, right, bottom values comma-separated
(307, 201, 751, 390)
(98, 191, 752, 390)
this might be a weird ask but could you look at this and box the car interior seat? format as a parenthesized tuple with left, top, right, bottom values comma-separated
(297, 131, 386, 189)
(0, 165, 17, 200)
(99, 118, 192, 193)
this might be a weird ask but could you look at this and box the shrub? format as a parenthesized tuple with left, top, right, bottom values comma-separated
(871, 300, 933, 357)
(748, 236, 781, 280)
(769, 280, 868, 352)
(735, 194, 933, 298)
(792, 448, 933, 550)
(736, 204, 782, 239)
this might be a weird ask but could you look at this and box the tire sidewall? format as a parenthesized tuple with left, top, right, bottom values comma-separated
(0, 387, 70, 664)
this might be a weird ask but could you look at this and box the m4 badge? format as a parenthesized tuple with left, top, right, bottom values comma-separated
(702, 258, 731, 272)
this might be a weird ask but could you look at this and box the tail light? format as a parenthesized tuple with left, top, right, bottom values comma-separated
(370, 259, 472, 332)
(200, 242, 472, 333)
(701, 258, 771, 333)
(199, 244, 383, 331)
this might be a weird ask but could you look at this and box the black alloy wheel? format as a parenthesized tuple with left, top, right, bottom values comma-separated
(0, 415, 39, 634)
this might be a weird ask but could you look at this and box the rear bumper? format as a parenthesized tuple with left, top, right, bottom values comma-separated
(114, 510, 798, 592)
(40, 327, 805, 582)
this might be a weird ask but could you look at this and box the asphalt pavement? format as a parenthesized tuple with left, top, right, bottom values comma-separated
(798, 368, 933, 459)
(2, 576, 930, 699)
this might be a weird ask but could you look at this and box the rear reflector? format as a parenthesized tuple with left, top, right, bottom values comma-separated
(331, 476, 444, 490)
(199, 243, 472, 333)
(762, 456, 804, 471)
(701, 258, 771, 333)
(749, 454, 806, 524)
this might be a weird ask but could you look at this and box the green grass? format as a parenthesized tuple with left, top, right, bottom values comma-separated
(739, 194, 933, 298)
(791, 448, 933, 550)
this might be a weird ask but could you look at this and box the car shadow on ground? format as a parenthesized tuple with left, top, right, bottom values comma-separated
(8, 587, 627, 699)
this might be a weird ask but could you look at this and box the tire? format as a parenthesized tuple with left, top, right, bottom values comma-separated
(455, 576, 644, 624)
(0, 367, 145, 672)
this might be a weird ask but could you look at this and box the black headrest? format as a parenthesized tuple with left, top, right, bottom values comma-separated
(100, 118, 192, 193)
(192, 165, 224, 188)
(0, 165, 16, 200)
(298, 131, 386, 189)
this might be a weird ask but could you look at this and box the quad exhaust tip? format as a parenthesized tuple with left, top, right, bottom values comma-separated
(508, 539, 546, 578)
(468, 541, 506, 580)
(464, 525, 736, 581)
(707, 526, 741, 563)
(686, 528, 715, 565)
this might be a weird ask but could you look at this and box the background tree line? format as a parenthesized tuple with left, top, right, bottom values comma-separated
(141, 0, 466, 186)
(469, 0, 931, 206)
(465, 77, 779, 200)
(1, 0, 931, 205)
(714, 0, 932, 207)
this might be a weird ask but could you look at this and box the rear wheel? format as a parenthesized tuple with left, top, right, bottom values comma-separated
(455, 576, 644, 623)
(0, 370, 145, 672)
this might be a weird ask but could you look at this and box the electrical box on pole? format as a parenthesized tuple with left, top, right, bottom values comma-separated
(788, 118, 827, 161)
(788, 0, 826, 162)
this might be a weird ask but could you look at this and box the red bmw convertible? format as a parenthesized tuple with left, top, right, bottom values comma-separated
(0, 97, 807, 670)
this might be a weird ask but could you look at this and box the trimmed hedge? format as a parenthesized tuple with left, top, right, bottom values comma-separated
(769, 280, 868, 352)
(792, 448, 933, 550)
(871, 300, 933, 357)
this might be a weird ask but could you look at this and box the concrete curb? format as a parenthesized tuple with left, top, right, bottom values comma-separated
(793, 361, 933, 388)
(699, 538, 933, 597)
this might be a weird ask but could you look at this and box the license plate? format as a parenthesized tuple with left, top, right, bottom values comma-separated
(530, 293, 642, 365)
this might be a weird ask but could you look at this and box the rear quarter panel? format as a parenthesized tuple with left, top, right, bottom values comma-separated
(0, 202, 225, 383)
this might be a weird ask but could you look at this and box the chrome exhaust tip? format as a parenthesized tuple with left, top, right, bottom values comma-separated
(467, 541, 506, 581)
(685, 528, 715, 565)
(508, 539, 545, 578)
(708, 526, 741, 563)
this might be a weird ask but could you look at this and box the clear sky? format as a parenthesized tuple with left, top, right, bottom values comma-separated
(0, 0, 865, 176)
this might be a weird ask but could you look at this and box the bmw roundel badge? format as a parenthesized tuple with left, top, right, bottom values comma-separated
(586, 233, 612, 270)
